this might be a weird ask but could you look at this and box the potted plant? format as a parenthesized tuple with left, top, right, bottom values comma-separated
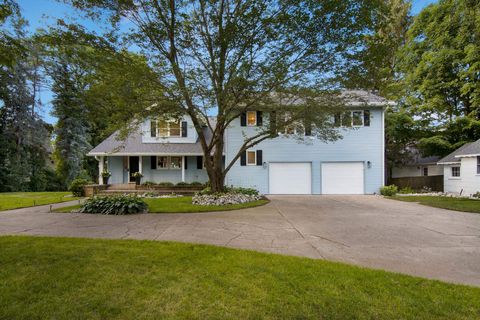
(101, 170, 111, 185)
(132, 172, 143, 185)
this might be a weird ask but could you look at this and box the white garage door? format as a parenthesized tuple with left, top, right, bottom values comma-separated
(322, 162, 364, 194)
(269, 163, 312, 194)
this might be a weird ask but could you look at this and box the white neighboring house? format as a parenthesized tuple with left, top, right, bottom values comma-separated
(437, 139, 480, 195)
(391, 154, 443, 178)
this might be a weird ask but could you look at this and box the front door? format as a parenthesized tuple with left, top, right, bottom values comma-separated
(129, 156, 139, 182)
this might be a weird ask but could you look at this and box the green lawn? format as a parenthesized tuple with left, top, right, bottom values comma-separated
(390, 195, 480, 213)
(0, 236, 479, 319)
(54, 196, 269, 213)
(0, 192, 79, 211)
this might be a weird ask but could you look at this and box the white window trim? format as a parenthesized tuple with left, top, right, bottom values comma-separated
(156, 156, 182, 170)
(246, 111, 257, 127)
(155, 119, 182, 137)
(451, 166, 461, 177)
(246, 150, 257, 166)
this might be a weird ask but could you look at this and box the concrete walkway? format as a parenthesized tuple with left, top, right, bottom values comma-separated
(0, 195, 479, 287)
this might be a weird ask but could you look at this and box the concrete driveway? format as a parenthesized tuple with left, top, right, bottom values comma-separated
(0, 195, 479, 286)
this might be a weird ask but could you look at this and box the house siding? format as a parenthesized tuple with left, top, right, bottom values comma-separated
(224, 109, 384, 194)
(443, 158, 480, 195)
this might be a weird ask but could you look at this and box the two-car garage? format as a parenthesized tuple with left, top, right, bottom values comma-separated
(268, 162, 365, 195)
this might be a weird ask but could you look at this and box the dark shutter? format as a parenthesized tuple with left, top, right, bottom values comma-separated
(196, 156, 203, 169)
(181, 121, 188, 137)
(334, 113, 341, 127)
(184, 156, 188, 170)
(304, 120, 312, 136)
(240, 151, 246, 166)
(240, 112, 246, 127)
(364, 110, 370, 126)
(269, 111, 277, 136)
(150, 156, 157, 169)
(256, 111, 262, 126)
(256, 150, 263, 166)
(150, 120, 157, 137)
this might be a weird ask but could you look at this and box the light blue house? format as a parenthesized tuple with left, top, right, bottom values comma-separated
(88, 90, 391, 194)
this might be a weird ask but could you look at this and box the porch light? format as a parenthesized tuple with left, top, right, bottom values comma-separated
(263, 162, 268, 169)
(367, 161, 372, 169)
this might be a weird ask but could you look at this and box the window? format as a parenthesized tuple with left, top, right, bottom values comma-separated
(477, 157, 480, 174)
(170, 156, 182, 169)
(333, 110, 365, 127)
(451, 166, 460, 177)
(423, 167, 428, 176)
(352, 111, 363, 126)
(247, 150, 256, 165)
(247, 111, 257, 126)
(155, 119, 181, 137)
(157, 156, 169, 169)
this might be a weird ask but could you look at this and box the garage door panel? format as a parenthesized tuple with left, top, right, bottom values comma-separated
(322, 162, 364, 194)
(269, 163, 311, 194)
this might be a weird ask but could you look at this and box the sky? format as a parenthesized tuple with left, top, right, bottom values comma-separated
(14, 0, 438, 124)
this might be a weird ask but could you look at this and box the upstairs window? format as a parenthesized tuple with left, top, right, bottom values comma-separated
(247, 111, 257, 126)
(451, 166, 460, 177)
(333, 110, 369, 127)
(153, 119, 181, 137)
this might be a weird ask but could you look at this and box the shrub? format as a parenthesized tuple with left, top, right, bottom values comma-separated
(197, 186, 212, 195)
(158, 182, 174, 187)
(226, 186, 259, 196)
(472, 192, 480, 198)
(399, 186, 414, 194)
(380, 185, 398, 196)
(176, 182, 190, 187)
(80, 195, 148, 215)
(69, 178, 91, 197)
(190, 181, 204, 186)
(142, 181, 157, 186)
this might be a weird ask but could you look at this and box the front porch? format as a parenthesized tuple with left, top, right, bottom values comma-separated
(96, 155, 209, 185)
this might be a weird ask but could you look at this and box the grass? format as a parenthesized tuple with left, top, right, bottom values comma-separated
(53, 196, 269, 213)
(0, 192, 79, 211)
(0, 236, 479, 319)
(389, 195, 480, 213)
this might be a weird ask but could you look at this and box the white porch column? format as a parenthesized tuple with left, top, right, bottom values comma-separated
(98, 156, 104, 185)
(181, 156, 185, 182)
(139, 156, 143, 174)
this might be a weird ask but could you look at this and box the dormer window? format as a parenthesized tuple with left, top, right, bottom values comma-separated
(151, 118, 184, 137)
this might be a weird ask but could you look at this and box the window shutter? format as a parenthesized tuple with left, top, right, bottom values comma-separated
(269, 111, 277, 135)
(364, 110, 370, 126)
(240, 151, 246, 166)
(240, 112, 246, 127)
(150, 156, 157, 169)
(181, 121, 188, 137)
(334, 113, 341, 127)
(256, 111, 263, 126)
(184, 156, 188, 170)
(150, 120, 157, 137)
(256, 150, 263, 166)
(196, 156, 203, 169)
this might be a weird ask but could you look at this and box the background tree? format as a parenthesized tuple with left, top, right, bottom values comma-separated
(398, 0, 480, 156)
(0, 9, 52, 191)
(340, 0, 412, 99)
(65, 0, 384, 192)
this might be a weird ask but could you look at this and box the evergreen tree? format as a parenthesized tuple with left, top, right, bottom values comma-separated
(51, 62, 91, 187)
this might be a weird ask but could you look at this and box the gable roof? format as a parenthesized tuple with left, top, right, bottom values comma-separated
(88, 126, 213, 156)
(437, 140, 480, 164)
(340, 90, 395, 107)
